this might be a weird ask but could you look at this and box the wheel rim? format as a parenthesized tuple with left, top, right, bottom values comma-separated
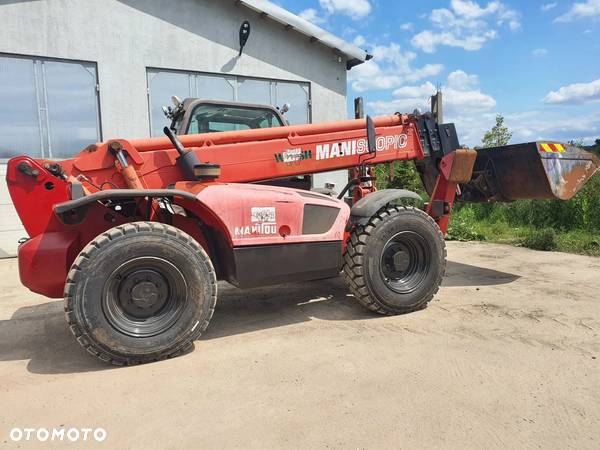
(102, 257, 188, 338)
(379, 231, 431, 294)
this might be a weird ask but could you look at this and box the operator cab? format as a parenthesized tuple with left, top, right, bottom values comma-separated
(163, 97, 312, 191)
(164, 98, 287, 134)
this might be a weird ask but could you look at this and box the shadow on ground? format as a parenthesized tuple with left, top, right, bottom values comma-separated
(443, 261, 520, 287)
(0, 277, 370, 375)
(203, 277, 369, 340)
(0, 262, 519, 375)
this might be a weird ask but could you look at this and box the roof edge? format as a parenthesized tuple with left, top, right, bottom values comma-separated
(237, 0, 371, 69)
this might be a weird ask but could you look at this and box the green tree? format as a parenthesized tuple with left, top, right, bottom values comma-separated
(374, 161, 424, 195)
(481, 114, 512, 148)
(588, 138, 600, 157)
(568, 139, 585, 148)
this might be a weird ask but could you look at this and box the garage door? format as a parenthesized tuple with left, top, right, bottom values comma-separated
(0, 54, 101, 257)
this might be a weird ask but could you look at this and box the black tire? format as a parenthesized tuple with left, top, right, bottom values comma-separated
(343, 205, 446, 315)
(64, 222, 217, 365)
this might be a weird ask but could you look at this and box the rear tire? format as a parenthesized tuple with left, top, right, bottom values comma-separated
(343, 206, 446, 315)
(64, 222, 217, 365)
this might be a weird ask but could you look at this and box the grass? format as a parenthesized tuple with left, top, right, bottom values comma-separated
(447, 207, 600, 257)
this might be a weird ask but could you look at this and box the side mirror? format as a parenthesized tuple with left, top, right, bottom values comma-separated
(171, 95, 182, 108)
(366, 115, 377, 154)
(280, 103, 290, 114)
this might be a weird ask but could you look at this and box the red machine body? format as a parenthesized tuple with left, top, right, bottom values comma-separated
(7, 114, 436, 297)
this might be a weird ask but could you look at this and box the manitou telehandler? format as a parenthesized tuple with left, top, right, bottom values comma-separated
(6, 97, 599, 365)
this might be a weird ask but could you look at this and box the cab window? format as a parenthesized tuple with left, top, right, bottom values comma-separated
(186, 104, 283, 134)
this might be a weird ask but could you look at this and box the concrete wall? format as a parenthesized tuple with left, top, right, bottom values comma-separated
(0, 0, 350, 257)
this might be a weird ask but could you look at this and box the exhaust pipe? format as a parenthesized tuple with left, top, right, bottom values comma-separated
(458, 142, 600, 203)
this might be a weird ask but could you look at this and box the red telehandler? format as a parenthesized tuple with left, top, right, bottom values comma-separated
(6, 98, 600, 365)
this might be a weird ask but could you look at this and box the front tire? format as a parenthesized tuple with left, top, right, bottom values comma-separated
(343, 206, 446, 315)
(64, 222, 217, 365)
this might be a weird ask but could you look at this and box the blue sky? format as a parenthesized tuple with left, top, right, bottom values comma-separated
(278, 0, 600, 146)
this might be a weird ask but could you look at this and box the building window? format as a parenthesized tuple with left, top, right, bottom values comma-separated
(0, 54, 101, 160)
(147, 68, 310, 137)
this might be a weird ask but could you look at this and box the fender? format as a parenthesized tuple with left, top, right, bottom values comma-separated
(351, 189, 423, 224)
(17, 186, 231, 297)
(53, 189, 198, 223)
(54, 187, 233, 267)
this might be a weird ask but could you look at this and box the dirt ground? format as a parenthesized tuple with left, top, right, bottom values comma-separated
(0, 241, 598, 449)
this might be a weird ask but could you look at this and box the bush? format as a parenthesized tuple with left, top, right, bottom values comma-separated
(555, 230, 600, 256)
(502, 173, 600, 233)
(446, 207, 486, 241)
(521, 228, 557, 251)
(446, 221, 485, 241)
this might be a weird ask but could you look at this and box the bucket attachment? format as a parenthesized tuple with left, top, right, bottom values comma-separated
(458, 142, 600, 203)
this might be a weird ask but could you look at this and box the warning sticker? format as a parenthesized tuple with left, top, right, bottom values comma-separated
(251, 207, 276, 223)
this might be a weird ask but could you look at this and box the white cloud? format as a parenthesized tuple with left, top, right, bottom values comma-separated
(498, 7, 522, 30)
(353, 35, 366, 47)
(541, 2, 558, 11)
(369, 70, 495, 111)
(505, 110, 600, 144)
(369, 77, 600, 146)
(447, 69, 480, 90)
(364, 69, 600, 146)
(555, 0, 600, 22)
(450, 109, 600, 146)
(449, 0, 499, 18)
(412, 30, 497, 53)
(391, 82, 438, 100)
(367, 70, 497, 145)
(298, 8, 326, 25)
(543, 79, 600, 104)
(400, 22, 414, 31)
(446, 88, 497, 111)
(349, 42, 444, 92)
(319, 0, 372, 20)
(532, 48, 548, 57)
(411, 0, 521, 53)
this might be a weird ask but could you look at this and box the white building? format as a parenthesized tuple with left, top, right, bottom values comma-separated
(0, 0, 369, 256)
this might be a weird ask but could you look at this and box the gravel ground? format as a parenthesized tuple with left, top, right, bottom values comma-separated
(0, 241, 598, 449)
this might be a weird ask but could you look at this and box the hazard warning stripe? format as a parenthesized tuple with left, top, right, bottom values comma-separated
(540, 143, 566, 153)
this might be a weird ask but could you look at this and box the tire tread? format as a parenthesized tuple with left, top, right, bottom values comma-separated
(64, 221, 217, 366)
(342, 205, 446, 315)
